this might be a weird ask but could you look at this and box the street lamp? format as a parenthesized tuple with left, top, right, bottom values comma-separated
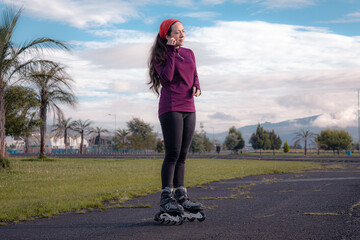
(210, 127, 215, 143)
(108, 113, 117, 137)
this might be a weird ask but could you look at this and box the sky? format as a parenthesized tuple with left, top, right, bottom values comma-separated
(2, 0, 360, 136)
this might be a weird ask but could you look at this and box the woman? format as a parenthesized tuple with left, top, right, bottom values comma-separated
(148, 19, 204, 223)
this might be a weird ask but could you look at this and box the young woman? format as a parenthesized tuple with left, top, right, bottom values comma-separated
(148, 19, 204, 223)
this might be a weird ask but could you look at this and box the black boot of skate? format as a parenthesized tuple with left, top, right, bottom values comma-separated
(160, 186, 184, 215)
(174, 186, 205, 222)
(174, 186, 203, 212)
(154, 187, 184, 225)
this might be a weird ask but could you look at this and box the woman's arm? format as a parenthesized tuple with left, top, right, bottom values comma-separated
(154, 45, 177, 82)
(191, 50, 201, 97)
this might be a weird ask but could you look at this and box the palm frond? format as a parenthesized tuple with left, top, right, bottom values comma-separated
(72, 119, 93, 133)
(0, 7, 70, 84)
(0, 7, 22, 46)
(11, 59, 56, 80)
(16, 37, 71, 58)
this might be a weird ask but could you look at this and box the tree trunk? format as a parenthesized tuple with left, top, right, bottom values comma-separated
(40, 103, 47, 157)
(64, 129, 67, 153)
(80, 132, 84, 154)
(98, 134, 100, 153)
(304, 139, 307, 156)
(25, 135, 30, 153)
(0, 80, 6, 160)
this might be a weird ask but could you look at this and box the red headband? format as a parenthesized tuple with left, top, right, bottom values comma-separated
(159, 19, 179, 39)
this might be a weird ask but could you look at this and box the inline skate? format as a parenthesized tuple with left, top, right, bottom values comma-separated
(174, 186, 206, 222)
(154, 186, 184, 225)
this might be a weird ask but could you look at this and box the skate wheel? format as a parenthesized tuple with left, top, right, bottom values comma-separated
(177, 216, 183, 225)
(164, 219, 170, 224)
(159, 215, 165, 223)
(198, 212, 206, 222)
(188, 217, 195, 222)
(154, 212, 161, 222)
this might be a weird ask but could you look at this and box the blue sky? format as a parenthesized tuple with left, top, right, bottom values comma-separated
(11, 0, 360, 40)
(3, 0, 360, 135)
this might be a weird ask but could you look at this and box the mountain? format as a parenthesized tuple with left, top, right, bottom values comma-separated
(210, 115, 359, 146)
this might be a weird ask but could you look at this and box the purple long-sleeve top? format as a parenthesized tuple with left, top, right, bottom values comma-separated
(154, 45, 200, 117)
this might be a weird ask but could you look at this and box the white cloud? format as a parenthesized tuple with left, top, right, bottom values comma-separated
(187, 21, 360, 130)
(2, 0, 205, 30)
(312, 108, 357, 128)
(200, 0, 316, 8)
(78, 43, 152, 69)
(320, 10, 360, 24)
(87, 29, 154, 43)
(38, 48, 158, 133)
(201, 0, 227, 4)
(188, 21, 360, 73)
(182, 11, 220, 20)
(209, 112, 238, 121)
(3, 0, 139, 28)
(347, 11, 360, 18)
(33, 20, 360, 135)
(1, 0, 322, 32)
(260, 0, 316, 9)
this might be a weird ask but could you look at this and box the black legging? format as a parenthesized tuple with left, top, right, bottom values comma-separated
(159, 111, 196, 189)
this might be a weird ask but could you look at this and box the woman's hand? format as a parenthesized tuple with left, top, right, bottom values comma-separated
(166, 37, 177, 46)
(193, 87, 201, 97)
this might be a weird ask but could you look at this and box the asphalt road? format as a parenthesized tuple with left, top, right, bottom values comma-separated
(1, 164, 360, 240)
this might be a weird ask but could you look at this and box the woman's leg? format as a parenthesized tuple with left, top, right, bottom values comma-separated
(173, 112, 196, 188)
(159, 111, 184, 189)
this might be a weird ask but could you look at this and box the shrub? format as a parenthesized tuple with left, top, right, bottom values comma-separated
(283, 140, 290, 153)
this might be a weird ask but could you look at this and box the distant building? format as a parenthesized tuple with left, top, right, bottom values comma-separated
(5, 134, 90, 154)
(88, 135, 113, 153)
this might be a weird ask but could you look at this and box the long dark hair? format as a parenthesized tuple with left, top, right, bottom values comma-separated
(148, 22, 177, 96)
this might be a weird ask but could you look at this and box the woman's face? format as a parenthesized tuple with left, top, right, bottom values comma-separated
(167, 22, 185, 47)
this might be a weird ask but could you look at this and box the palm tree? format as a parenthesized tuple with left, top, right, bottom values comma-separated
(52, 117, 75, 153)
(25, 62, 77, 158)
(116, 128, 129, 153)
(90, 127, 109, 153)
(293, 129, 316, 156)
(72, 119, 92, 154)
(0, 8, 70, 166)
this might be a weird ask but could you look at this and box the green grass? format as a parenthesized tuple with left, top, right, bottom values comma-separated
(218, 151, 359, 156)
(0, 157, 322, 224)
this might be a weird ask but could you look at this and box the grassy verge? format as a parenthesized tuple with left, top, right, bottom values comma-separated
(0, 158, 322, 224)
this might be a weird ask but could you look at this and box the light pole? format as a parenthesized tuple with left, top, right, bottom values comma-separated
(108, 113, 117, 137)
(210, 127, 215, 143)
(358, 89, 360, 153)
